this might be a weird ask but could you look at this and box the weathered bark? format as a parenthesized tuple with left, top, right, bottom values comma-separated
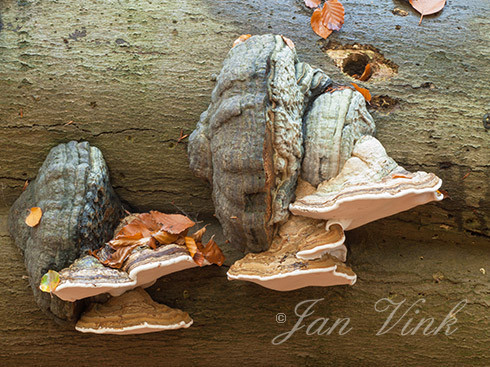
(0, 208, 488, 366)
(0, 0, 488, 237)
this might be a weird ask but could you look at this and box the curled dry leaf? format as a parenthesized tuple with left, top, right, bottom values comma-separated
(305, 0, 321, 9)
(25, 207, 42, 227)
(311, 0, 345, 39)
(232, 34, 252, 48)
(359, 63, 372, 82)
(409, 0, 446, 25)
(202, 235, 225, 266)
(94, 211, 224, 269)
(350, 83, 372, 103)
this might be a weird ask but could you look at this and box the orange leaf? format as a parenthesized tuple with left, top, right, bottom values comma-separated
(202, 235, 225, 266)
(359, 63, 372, 82)
(152, 230, 179, 245)
(409, 0, 446, 25)
(149, 211, 195, 234)
(392, 174, 412, 179)
(99, 244, 140, 269)
(305, 0, 321, 9)
(311, 0, 345, 39)
(25, 207, 42, 227)
(350, 83, 372, 103)
(190, 225, 208, 243)
(232, 34, 252, 48)
(184, 236, 205, 266)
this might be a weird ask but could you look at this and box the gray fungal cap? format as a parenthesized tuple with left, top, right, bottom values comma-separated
(8, 141, 124, 323)
(188, 34, 332, 253)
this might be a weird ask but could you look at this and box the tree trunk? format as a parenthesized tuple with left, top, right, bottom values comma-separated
(0, 0, 488, 366)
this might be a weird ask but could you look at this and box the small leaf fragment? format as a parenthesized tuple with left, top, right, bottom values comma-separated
(25, 207, 42, 227)
(39, 270, 60, 293)
(281, 35, 295, 49)
(233, 34, 252, 48)
(359, 63, 372, 81)
(304, 0, 321, 9)
(350, 83, 372, 103)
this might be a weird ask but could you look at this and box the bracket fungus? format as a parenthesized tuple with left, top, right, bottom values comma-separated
(290, 136, 444, 230)
(9, 141, 224, 333)
(8, 141, 124, 322)
(75, 288, 193, 335)
(189, 34, 444, 291)
(227, 214, 355, 291)
(188, 34, 331, 254)
(48, 212, 223, 302)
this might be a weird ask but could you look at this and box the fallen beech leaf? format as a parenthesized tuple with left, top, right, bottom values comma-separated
(359, 63, 372, 81)
(202, 235, 225, 266)
(462, 172, 471, 180)
(25, 207, 42, 227)
(190, 225, 208, 243)
(39, 270, 60, 293)
(409, 0, 446, 25)
(22, 180, 29, 191)
(149, 211, 195, 234)
(233, 34, 252, 48)
(437, 189, 450, 199)
(311, 0, 345, 39)
(305, 0, 321, 9)
(184, 236, 205, 266)
(350, 83, 372, 103)
(152, 230, 179, 245)
(100, 244, 140, 269)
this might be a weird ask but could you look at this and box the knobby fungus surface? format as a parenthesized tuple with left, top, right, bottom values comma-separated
(8, 141, 124, 322)
(188, 34, 331, 254)
(9, 142, 224, 334)
(188, 34, 443, 291)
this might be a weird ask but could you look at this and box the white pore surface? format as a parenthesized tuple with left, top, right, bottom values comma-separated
(290, 182, 443, 231)
(227, 266, 356, 291)
(54, 255, 198, 302)
(75, 319, 193, 335)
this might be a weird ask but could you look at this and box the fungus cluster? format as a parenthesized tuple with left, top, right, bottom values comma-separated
(188, 34, 443, 291)
(9, 141, 224, 334)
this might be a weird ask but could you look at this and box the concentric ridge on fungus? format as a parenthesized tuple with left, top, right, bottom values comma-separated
(188, 34, 332, 253)
(8, 141, 124, 322)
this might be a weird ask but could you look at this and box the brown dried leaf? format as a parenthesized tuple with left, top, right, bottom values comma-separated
(99, 244, 140, 269)
(184, 236, 205, 266)
(190, 225, 208, 243)
(202, 235, 225, 266)
(409, 0, 446, 25)
(25, 207, 42, 227)
(305, 0, 321, 9)
(359, 63, 372, 81)
(350, 83, 372, 103)
(149, 211, 195, 234)
(311, 0, 345, 39)
(152, 231, 179, 245)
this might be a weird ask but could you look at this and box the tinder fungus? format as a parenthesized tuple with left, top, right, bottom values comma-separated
(8, 141, 124, 322)
(75, 288, 193, 334)
(290, 136, 444, 229)
(189, 34, 444, 291)
(188, 34, 331, 253)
